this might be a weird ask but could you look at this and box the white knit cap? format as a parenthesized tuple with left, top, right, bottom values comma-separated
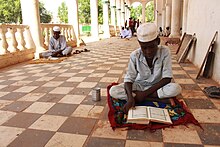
(137, 23, 158, 42)
(53, 26, 61, 32)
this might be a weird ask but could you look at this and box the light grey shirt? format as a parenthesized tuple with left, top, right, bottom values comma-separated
(49, 35, 67, 52)
(124, 45, 173, 89)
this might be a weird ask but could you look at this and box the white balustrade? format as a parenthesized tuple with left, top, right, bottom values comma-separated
(17, 27, 27, 51)
(0, 25, 9, 54)
(8, 27, 19, 52)
(41, 24, 76, 49)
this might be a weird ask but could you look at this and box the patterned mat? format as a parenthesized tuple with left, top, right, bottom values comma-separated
(107, 83, 202, 130)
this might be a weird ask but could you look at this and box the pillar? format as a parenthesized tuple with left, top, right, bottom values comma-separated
(182, 0, 188, 35)
(90, 0, 99, 40)
(67, 0, 80, 46)
(116, 0, 121, 27)
(155, 0, 163, 29)
(110, 0, 116, 26)
(121, 0, 125, 27)
(20, 0, 45, 58)
(142, 1, 147, 23)
(161, 0, 166, 30)
(103, 0, 110, 38)
(165, 0, 171, 28)
(170, 0, 181, 37)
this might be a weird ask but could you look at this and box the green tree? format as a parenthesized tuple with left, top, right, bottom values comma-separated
(146, 1, 154, 22)
(58, 2, 68, 23)
(130, 5, 142, 20)
(39, 2, 52, 23)
(0, 0, 21, 23)
(0, 0, 52, 23)
(78, 0, 103, 24)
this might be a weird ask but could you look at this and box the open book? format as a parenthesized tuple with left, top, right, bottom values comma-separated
(127, 106, 172, 124)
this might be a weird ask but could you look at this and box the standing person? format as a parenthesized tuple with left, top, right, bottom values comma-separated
(109, 23, 182, 113)
(128, 18, 134, 35)
(42, 26, 73, 58)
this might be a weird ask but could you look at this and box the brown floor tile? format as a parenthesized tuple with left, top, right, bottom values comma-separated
(74, 73, 90, 77)
(32, 87, 54, 93)
(23, 76, 43, 81)
(180, 84, 201, 90)
(37, 94, 65, 102)
(59, 82, 79, 87)
(46, 103, 78, 116)
(85, 137, 125, 147)
(58, 117, 96, 135)
(0, 85, 22, 92)
(50, 77, 69, 81)
(127, 129, 163, 142)
(69, 88, 91, 95)
(197, 123, 220, 145)
(8, 129, 55, 147)
(84, 77, 102, 82)
(81, 95, 107, 106)
(2, 101, 33, 112)
(26, 81, 47, 86)
(164, 143, 203, 147)
(184, 99, 216, 109)
(173, 74, 190, 79)
(0, 92, 27, 101)
(0, 80, 17, 85)
(3, 112, 41, 128)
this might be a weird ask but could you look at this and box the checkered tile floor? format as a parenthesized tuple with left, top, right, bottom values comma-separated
(0, 37, 219, 147)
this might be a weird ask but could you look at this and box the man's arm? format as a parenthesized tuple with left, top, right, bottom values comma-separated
(135, 78, 171, 100)
(123, 82, 135, 113)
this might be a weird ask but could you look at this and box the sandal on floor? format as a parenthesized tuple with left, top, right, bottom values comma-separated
(203, 86, 220, 98)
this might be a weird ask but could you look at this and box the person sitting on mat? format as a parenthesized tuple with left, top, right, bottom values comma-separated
(109, 23, 182, 113)
(42, 26, 73, 58)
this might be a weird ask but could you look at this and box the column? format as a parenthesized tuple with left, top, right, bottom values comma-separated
(162, 0, 166, 30)
(20, 0, 45, 58)
(67, 0, 80, 46)
(110, 0, 116, 26)
(165, 0, 171, 28)
(121, 0, 125, 27)
(182, 0, 188, 35)
(116, 0, 121, 27)
(103, 0, 110, 38)
(90, 0, 99, 40)
(170, 0, 181, 37)
(142, 2, 147, 23)
(155, 0, 163, 29)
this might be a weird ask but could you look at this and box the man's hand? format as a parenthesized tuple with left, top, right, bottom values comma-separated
(123, 98, 135, 114)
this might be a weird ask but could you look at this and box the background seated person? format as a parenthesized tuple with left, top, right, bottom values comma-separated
(125, 27, 132, 40)
(42, 26, 73, 58)
(109, 23, 182, 113)
(120, 27, 127, 38)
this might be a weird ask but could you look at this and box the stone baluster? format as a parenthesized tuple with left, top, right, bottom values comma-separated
(50, 27, 53, 39)
(64, 27, 68, 40)
(17, 27, 27, 51)
(8, 27, 19, 52)
(44, 27, 49, 47)
(24, 27, 36, 49)
(67, 28, 72, 41)
(0, 26, 9, 55)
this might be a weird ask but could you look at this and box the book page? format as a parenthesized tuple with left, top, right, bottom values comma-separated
(128, 106, 148, 119)
(147, 107, 172, 124)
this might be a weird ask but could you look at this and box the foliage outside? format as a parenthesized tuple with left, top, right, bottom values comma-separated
(130, 1, 154, 22)
(78, 0, 103, 24)
(58, 2, 68, 23)
(0, 0, 52, 23)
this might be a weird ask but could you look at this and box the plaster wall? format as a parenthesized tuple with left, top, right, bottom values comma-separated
(186, 0, 220, 83)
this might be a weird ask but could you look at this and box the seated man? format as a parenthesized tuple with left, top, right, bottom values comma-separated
(124, 27, 132, 40)
(120, 27, 127, 38)
(42, 26, 73, 58)
(110, 23, 182, 113)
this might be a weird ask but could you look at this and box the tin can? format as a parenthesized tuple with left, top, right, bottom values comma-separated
(92, 87, 101, 101)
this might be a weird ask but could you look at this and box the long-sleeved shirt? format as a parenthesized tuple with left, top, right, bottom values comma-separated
(124, 45, 173, 90)
(49, 35, 67, 52)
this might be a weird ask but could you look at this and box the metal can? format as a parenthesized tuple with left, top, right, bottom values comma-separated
(92, 87, 101, 101)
